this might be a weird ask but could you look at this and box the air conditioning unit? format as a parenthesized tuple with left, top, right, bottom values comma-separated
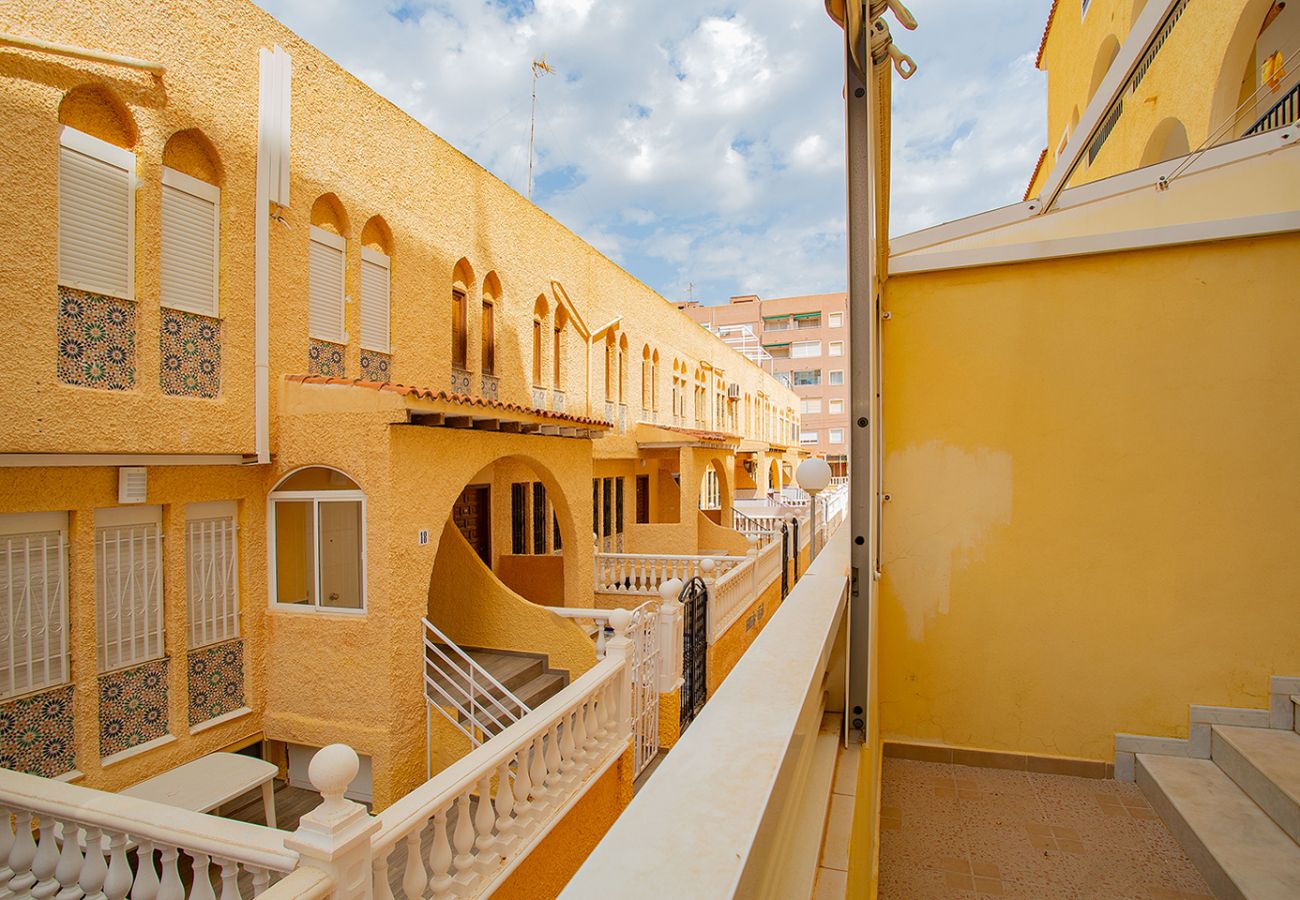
(727, 382, 741, 399)
(118, 467, 147, 504)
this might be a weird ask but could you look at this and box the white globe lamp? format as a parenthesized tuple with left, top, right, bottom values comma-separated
(796, 457, 834, 558)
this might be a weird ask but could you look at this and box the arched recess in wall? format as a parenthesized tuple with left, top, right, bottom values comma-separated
(699, 457, 732, 515)
(1140, 118, 1192, 166)
(641, 344, 652, 408)
(532, 294, 548, 387)
(58, 83, 137, 148)
(553, 305, 568, 390)
(361, 216, 392, 255)
(650, 349, 660, 410)
(1209, 0, 1290, 141)
(481, 271, 501, 377)
(618, 334, 628, 405)
(311, 193, 350, 237)
(450, 258, 474, 373)
(162, 128, 222, 184)
(1088, 35, 1122, 107)
(768, 458, 781, 492)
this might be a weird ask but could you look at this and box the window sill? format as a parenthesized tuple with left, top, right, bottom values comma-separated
(54, 769, 85, 783)
(190, 706, 254, 735)
(269, 603, 367, 617)
(102, 734, 177, 768)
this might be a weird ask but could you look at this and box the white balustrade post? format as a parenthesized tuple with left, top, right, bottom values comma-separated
(284, 744, 381, 900)
(656, 580, 684, 693)
(604, 609, 635, 745)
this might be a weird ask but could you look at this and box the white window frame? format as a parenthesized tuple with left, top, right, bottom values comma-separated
(828, 398, 844, 415)
(829, 428, 845, 444)
(186, 501, 239, 649)
(268, 480, 367, 616)
(58, 126, 135, 301)
(799, 431, 819, 445)
(828, 312, 843, 328)
(95, 506, 165, 673)
(160, 167, 220, 316)
(308, 226, 347, 344)
(829, 369, 845, 386)
(791, 340, 821, 359)
(800, 398, 822, 414)
(0, 512, 70, 699)
(359, 246, 391, 353)
(829, 341, 844, 357)
(792, 369, 821, 387)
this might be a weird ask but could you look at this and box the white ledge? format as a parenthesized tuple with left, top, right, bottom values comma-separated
(190, 706, 254, 735)
(102, 734, 177, 768)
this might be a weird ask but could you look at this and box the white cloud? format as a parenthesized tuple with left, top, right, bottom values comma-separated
(253, 0, 1048, 301)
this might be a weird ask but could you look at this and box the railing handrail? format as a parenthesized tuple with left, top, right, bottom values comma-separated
(257, 866, 335, 900)
(0, 767, 298, 872)
(373, 655, 624, 855)
(422, 618, 529, 719)
(595, 551, 742, 562)
(1246, 79, 1300, 136)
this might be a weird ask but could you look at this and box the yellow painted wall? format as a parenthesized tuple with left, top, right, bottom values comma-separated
(695, 510, 750, 556)
(879, 232, 1300, 762)
(706, 566, 788, 696)
(492, 744, 635, 900)
(657, 690, 682, 750)
(497, 555, 566, 605)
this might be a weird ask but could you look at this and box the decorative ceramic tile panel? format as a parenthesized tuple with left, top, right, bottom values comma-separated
(481, 373, 500, 400)
(188, 639, 245, 727)
(161, 310, 221, 398)
(99, 657, 169, 758)
(309, 339, 346, 378)
(450, 367, 471, 394)
(359, 351, 391, 383)
(57, 287, 136, 390)
(0, 685, 75, 777)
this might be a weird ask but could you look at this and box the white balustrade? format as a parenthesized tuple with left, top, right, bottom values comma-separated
(594, 553, 742, 596)
(370, 617, 633, 899)
(0, 770, 297, 900)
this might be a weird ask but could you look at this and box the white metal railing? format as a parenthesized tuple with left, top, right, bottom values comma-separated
(731, 509, 782, 549)
(423, 618, 530, 751)
(594, 553, 742, 596)
(186, 516, 239, 650)
(561, 530, 851, 899)
(545, 602, 665, 778)
(372, 633, 631, 899)
(95, 524, 164, 673)
(0, 530, 68, 699)
(830, 476, 849, 488)
(0, 768, 298, 899)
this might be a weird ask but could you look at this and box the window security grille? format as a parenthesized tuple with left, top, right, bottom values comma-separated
(96, 523, 164, 672)
(0, 532, 69, 698)
(532, 483, 548, 555)
(615, 479, 625, 535)
(511, 483, 528, 555)
(186, 516, 239, 649)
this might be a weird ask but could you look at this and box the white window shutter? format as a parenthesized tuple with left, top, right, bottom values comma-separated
(359, 248, 390, 353)
(309, 226, 346, 343)
(58, 127, 134, 300)
(160, 167, 219, 316)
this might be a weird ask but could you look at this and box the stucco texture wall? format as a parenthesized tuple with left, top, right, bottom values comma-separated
(706, 571, 785, 696)
(492, 743, 634, 900)
(878, 232, 1300, 762)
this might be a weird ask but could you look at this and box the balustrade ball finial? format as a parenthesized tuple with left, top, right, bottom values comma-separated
(309, 743, 359, 810)
(700, 558, 715, 575)
(659, 577, 685, 605)
(609, 608, 632, 637)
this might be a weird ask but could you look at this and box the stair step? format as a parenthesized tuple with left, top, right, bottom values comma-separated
(1213, 725, 1300, 845)
(425, 648, 544, 699)
(513, 671, 567, 710)
(1138, 754, 1300, 900)
(1292, 696, 1299, 735)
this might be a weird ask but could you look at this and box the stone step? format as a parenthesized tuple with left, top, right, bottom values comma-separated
(1138, 754, 1300, 900)
(1213, 725, 1300, 845)
(1293, 696, 1299, 735)
(425, 647, 544, 700)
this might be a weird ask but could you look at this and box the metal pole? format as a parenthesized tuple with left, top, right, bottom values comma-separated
(845, 4, 879, 746)
(809, 489, 820, 560)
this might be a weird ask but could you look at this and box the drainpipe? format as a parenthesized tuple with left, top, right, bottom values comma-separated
(255, 46, 291, 464)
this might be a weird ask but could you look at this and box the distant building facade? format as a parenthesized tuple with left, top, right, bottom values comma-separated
(680, 292, 849, 476)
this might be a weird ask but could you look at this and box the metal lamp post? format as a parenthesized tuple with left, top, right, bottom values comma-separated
(796, 457, 833, 560)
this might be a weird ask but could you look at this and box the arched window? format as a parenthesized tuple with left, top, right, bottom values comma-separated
(359, 216, 392, 359)
(451, 259, 474, 371)
(1087, 35, 1121, 107)
(309, 195, 350, 347)
(270, 467, 366, 612)
(603, 333, 616, 400)
(618, 334, 628, 404)
(641, 345, 652, 408)
(533, 294, 549, 387)
(554, 306, 568, 390)
(1139, 118, 1191, 167)
(482, 272, 501, 376)
(651, 350, 660, 410)
(161, 130, 223, 318)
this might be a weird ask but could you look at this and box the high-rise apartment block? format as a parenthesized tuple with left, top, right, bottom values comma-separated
(679, 292, 849, 476)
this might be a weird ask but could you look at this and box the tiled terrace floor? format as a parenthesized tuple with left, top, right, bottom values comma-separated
(878, 758, 1213, 899)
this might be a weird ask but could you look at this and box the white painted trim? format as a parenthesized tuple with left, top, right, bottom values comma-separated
(189, 705, 254, 735)
(308, 224, 345, 251)
(889, 211, 1300, 275)
(0, 454, 251, 468)
(1038, 0, 1183, 213)
(160, 165, 221, 318)
(266, 487, 368, 615)
(161, 166, 219, 203)
(360, 246, 389, 267)
(95, 504, 162, 528)
(0, 511, 68, 535)
(59, 125, 135, 170)
(101, 734, 177, 768)
(53, 769, 85, 783)
(889, 199, 1040, 256)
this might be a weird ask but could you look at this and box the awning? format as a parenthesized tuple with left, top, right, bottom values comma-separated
(761, 314, 790, 321)
(793, 312, 821, 320)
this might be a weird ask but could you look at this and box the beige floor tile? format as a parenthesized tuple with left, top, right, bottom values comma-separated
(833, 743, 861, 797)
(820, 792, 854, 871)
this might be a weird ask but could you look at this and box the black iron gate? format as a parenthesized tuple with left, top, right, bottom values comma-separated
(679, 576, 708, 731)
(791, 516, 801, 581)
(780, 522, 791, 599)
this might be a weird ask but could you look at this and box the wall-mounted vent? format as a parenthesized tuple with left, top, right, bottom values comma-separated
(118, 467, 147, 504)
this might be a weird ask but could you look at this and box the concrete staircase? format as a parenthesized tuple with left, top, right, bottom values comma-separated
(1131, 687, 1300, 899)
(424, 644, 568, 738)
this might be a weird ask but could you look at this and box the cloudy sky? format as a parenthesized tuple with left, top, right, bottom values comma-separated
(255, 0, 1048, 304)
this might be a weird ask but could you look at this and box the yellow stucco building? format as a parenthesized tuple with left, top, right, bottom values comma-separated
(0, 0, 808, 826)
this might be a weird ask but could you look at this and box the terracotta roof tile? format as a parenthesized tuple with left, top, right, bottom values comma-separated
(1036, 0, 1061, 70)
(1024, 147, 1048, 200)
(647, 423, 739, 445)
(285, 375, 612, 427)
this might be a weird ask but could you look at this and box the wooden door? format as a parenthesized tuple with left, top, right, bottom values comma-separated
(635, 475, 650, 524)
(453, 485, 491, 564)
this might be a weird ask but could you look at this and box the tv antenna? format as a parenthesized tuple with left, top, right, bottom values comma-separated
(528, 56, 554, 201)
